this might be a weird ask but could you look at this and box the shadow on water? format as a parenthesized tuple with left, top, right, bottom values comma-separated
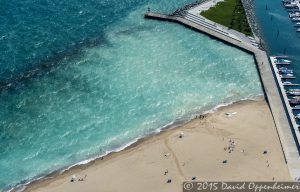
(0, 33, 111, 93)
(114, 25, 154, 36)
(0, 17, 159, 95)
(0, 0, 194, 95)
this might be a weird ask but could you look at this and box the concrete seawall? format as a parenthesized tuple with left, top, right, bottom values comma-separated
(145, 11, 300, 180)
(145, 13, 252, 53)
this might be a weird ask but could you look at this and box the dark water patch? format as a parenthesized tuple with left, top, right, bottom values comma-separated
(0, 0, 150, 84)
(0, 0, 261, 190)
(114, 25, 154, 36)
(0, 33, 111, 93)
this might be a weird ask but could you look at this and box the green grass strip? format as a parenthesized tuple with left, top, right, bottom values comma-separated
(200, 0, 253, 36)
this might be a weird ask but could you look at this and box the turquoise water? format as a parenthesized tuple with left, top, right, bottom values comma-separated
(0, 0, 263, 190)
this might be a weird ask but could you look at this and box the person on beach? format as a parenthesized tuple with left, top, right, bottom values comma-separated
(164, 170, 168, 175)
(70, 175, 76, 182)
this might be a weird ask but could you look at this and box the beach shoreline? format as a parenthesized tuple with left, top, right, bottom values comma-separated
(4, 1, 295, 191)
(21, 99, 291, 192)
(7, 95, 263, 192)
(2, 0, 299, 191)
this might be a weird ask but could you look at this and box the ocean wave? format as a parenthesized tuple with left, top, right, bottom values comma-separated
(1, 1, 262, 190)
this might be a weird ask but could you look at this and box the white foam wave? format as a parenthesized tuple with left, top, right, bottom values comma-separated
(6, 94, 263, 192)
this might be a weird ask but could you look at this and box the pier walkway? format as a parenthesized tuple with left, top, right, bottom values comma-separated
(145, 11, 300, 180)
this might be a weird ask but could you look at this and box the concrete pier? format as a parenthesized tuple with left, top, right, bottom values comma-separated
(145, 11, 300, 180)
(145, 12, 255, 52)
(269, 56, 300, 179)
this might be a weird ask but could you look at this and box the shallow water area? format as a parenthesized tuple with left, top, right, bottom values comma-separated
(0, 1, 262, 190)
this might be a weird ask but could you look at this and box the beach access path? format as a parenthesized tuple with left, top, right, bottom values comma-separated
(145, 1, 300, 180)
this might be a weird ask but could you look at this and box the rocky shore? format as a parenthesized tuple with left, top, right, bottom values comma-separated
(241, 0, 266, 49)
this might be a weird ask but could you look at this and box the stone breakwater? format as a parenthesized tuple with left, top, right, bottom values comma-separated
(241, 0, 266, 49)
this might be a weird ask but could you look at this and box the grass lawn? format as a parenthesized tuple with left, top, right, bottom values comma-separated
(200, 0, 252, 36)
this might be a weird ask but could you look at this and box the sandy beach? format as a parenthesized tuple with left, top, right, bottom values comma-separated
(24, 100, 291, 192)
